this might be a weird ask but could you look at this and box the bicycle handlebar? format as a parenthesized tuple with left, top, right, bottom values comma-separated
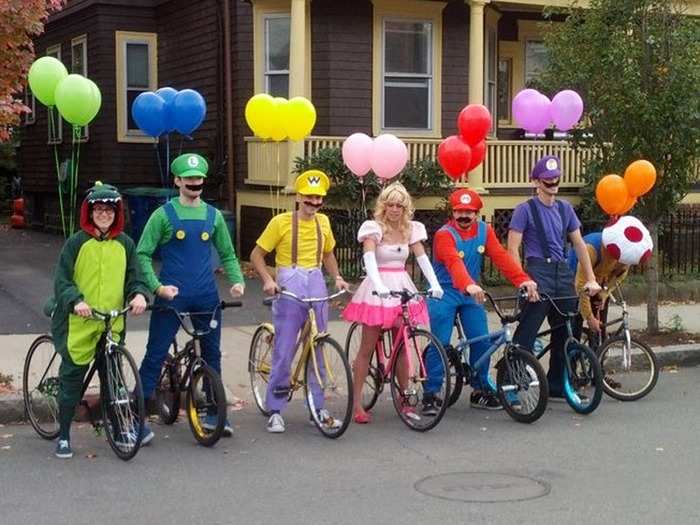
(264, 288, 348, 306)
(536, 291, 586, 318)
(91, 306, 132, 321)
(371, 289, 431, 305)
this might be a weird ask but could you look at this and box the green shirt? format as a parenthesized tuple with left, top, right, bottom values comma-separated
(136, 198, 244, 293)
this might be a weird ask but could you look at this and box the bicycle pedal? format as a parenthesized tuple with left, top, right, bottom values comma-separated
(273, 386, 291, 396)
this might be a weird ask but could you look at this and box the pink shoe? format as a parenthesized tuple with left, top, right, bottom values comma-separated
(353, 410, 372, 424)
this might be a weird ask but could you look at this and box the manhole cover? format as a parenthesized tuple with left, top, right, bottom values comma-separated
(415, 472, 550, 503)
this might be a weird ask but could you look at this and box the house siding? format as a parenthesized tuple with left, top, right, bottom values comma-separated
(441, 1, 469, 137)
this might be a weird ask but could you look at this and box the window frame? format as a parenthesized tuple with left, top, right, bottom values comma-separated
(497, 57, 513, 125)
(71, 34, 89, 142)
(263, 13, 291, 98)
(484, 25, 498, 136)
(115, 31, 158, 143)
(23, 88, 36, 126)
(46, 44, 63, 144)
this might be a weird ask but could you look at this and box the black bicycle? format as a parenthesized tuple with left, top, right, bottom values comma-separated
(23, 307, 146, 461)
(535, 292, 604, 415)
(152, 300, 241, 446)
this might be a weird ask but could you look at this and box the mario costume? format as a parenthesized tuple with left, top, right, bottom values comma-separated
(254, 170, 336, 416)
(136, 154, 244, 424)
(425, 188, 532, 404)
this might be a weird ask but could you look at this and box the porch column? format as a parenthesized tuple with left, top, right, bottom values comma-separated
(286, 0, 309, 191)
(466, 0, 487, 192)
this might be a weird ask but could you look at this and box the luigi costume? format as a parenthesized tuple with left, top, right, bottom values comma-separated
(136, 153, 244, 438)
(50, 182, 150, 458)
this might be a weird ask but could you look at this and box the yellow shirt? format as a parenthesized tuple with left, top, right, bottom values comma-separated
(575, 244, 629, 319)
(256, 212, 336, 269)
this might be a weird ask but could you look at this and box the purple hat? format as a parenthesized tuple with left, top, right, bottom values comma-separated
(531, 155, 562, 180)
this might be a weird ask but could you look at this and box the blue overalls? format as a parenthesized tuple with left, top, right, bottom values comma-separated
(425, 221, 494, 394)
(139, 202, 222, 399)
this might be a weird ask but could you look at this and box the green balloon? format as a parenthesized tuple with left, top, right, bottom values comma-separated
(55, 74, 100, 126)
(84, 79, 102, 125)
(28, 56, 68, 107)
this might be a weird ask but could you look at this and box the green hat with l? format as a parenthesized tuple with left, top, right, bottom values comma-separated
(171, 153, 209, 178)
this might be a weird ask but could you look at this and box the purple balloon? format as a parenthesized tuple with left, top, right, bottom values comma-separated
(550, 90, 584, 131)
(512, 89, 552, 134)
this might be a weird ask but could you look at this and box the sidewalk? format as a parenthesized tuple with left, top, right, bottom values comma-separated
(2, 302, 699, 424)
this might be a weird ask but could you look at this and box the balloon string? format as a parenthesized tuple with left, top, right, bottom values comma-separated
(166, 134, 171, 188)
(49, 109, 67, 238)
(361, 178, 367, 219)
(154, 137, 165, 187)
(275, 142, 281, 215)
(71, 126, 82, 235)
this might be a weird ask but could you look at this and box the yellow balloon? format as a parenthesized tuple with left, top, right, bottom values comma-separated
(269, 97, 289, 142)
(244, 93, 275, 139)
(285, 96, 317, 141)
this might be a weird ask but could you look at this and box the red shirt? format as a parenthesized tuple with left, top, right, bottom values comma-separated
(433, 219, 531, 291)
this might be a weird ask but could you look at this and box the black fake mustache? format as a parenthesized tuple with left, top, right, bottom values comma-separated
(303, 201, 323, 208)
(185, 183, 204, 192)
(456, 217, 474, 226)
(542, 179, 560, 188)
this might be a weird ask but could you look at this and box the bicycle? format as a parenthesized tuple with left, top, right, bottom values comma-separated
(534, 292, 604, 415)
(152, 300, 241, 447)
(583, 288, 659, 401)
(23, 307, 146, 461)
(344, 289, 451, 432)
(248, 289, 353, 439)
(435, 291, 550, 424)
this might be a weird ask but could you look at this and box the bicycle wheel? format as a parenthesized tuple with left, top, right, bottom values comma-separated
(597, 335, 658, 401)
(445, 346, 465, 407)
(305, 336, 353, 439)
(101, 346, 146, 461)
(496, 346, 548, 424)
(23, 335, 61, 440)
(390, 329, 450, 432)
(563, 342, 603, 414)
(249, 323, 274, 416)
(155, 342, 182, 425)
(186, 363, 227, 446)
(344, 321, 381, 411)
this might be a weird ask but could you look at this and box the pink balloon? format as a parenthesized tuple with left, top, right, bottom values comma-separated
(512, 89, 552, 134)
(550, 90, 584, 131)
(342, 132, 374, 177)
(370, 134, 408, 180)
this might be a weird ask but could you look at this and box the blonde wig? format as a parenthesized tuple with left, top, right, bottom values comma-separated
(373, 182, 415, 242)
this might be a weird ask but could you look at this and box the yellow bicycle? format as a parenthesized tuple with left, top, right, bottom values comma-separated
(248, 289, 353, 438)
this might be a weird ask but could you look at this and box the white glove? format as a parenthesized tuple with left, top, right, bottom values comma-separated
(363, 251, 390, 297)
(416, 254, 443, 299)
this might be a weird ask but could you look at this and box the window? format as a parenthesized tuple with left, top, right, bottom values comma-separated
(71, 35, 88, 141)
(264, 14, 290, 97)
(23, 88, 36, 125)
(484, 26, 498, 135)
(497, 58, 512, 123)
(46, 44, 62, 144)
(382, 19, 432, 130)
(115, 31, 157, 143)
(524, 39, 548, 85)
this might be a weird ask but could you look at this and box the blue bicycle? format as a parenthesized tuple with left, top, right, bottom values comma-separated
(445, 291, 549, 424)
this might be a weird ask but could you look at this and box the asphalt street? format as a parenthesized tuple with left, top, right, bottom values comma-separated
(1, 366, 698, 525)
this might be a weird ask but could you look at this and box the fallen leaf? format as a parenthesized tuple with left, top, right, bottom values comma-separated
(661, 365, 679, 373)
(1, 434, 14, 439)
(1, 445, 11, 450)
(480, 427, 487, 432)
(86, 453, 98, 459)
(656, 447, 664, 452)
(575, 423, 581, 427)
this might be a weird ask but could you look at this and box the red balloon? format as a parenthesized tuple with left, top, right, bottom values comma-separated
(458, 104, 492, 146)
(467, 140, 486, 172)
(437, 135, 472, 180)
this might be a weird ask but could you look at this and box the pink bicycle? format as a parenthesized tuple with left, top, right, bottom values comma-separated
(344, 289, 450, 432)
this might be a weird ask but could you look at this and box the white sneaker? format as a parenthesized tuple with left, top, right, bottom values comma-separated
(317, 409, 342, 430)
(267, 413, 285, 433)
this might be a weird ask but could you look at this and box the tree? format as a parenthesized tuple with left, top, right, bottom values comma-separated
(0, 0, 65, 142)
(538, 0, 700, 333)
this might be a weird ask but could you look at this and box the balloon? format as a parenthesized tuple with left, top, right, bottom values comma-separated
(457, 104, 491, 146)
(156, 87, 178, 132)
(55, 74, 100, 126)
(437, 135, 471, 180)
(550, 90, 584, 131)
(369, 134, 408, 180)
(131, 91, 166, 137)
(619, 193, 637, 214)
(269, 97, 289, 141)
(467, 140, 486, 172)
(512, 89, 551, 133)
(284, 96, 316, 141)
(28, 56, 68, 107)
(245, 93, 276, 139)
(83, 78, 102, 125)
(342, 133, 374, 177)
(596, 174, 630, 215)
(624, 160, 657, 197)
(172, 89, 206, 135)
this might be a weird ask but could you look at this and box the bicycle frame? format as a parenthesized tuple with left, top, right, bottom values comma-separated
(452, 317, 511, 384)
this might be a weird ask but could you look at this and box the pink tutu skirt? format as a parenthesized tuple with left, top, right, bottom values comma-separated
(342, 269, 429, 329)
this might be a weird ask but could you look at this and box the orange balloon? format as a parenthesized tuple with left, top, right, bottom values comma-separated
(619, 193, 637, 214)
(596, 174, 629, 215)
(624, 160, 656, 197)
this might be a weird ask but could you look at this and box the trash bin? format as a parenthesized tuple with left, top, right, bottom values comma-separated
(122, 187, 178, 245)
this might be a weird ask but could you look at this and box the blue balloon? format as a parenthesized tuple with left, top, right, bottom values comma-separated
(172, 89, 206, 135)
(131, 92, 166, 137)
(156, 87, 178, 132)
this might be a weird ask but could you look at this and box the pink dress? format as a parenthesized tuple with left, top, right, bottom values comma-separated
(342, 220, 430, 329)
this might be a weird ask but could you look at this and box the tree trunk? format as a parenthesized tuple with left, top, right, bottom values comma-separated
(646, 220, 660, 334)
